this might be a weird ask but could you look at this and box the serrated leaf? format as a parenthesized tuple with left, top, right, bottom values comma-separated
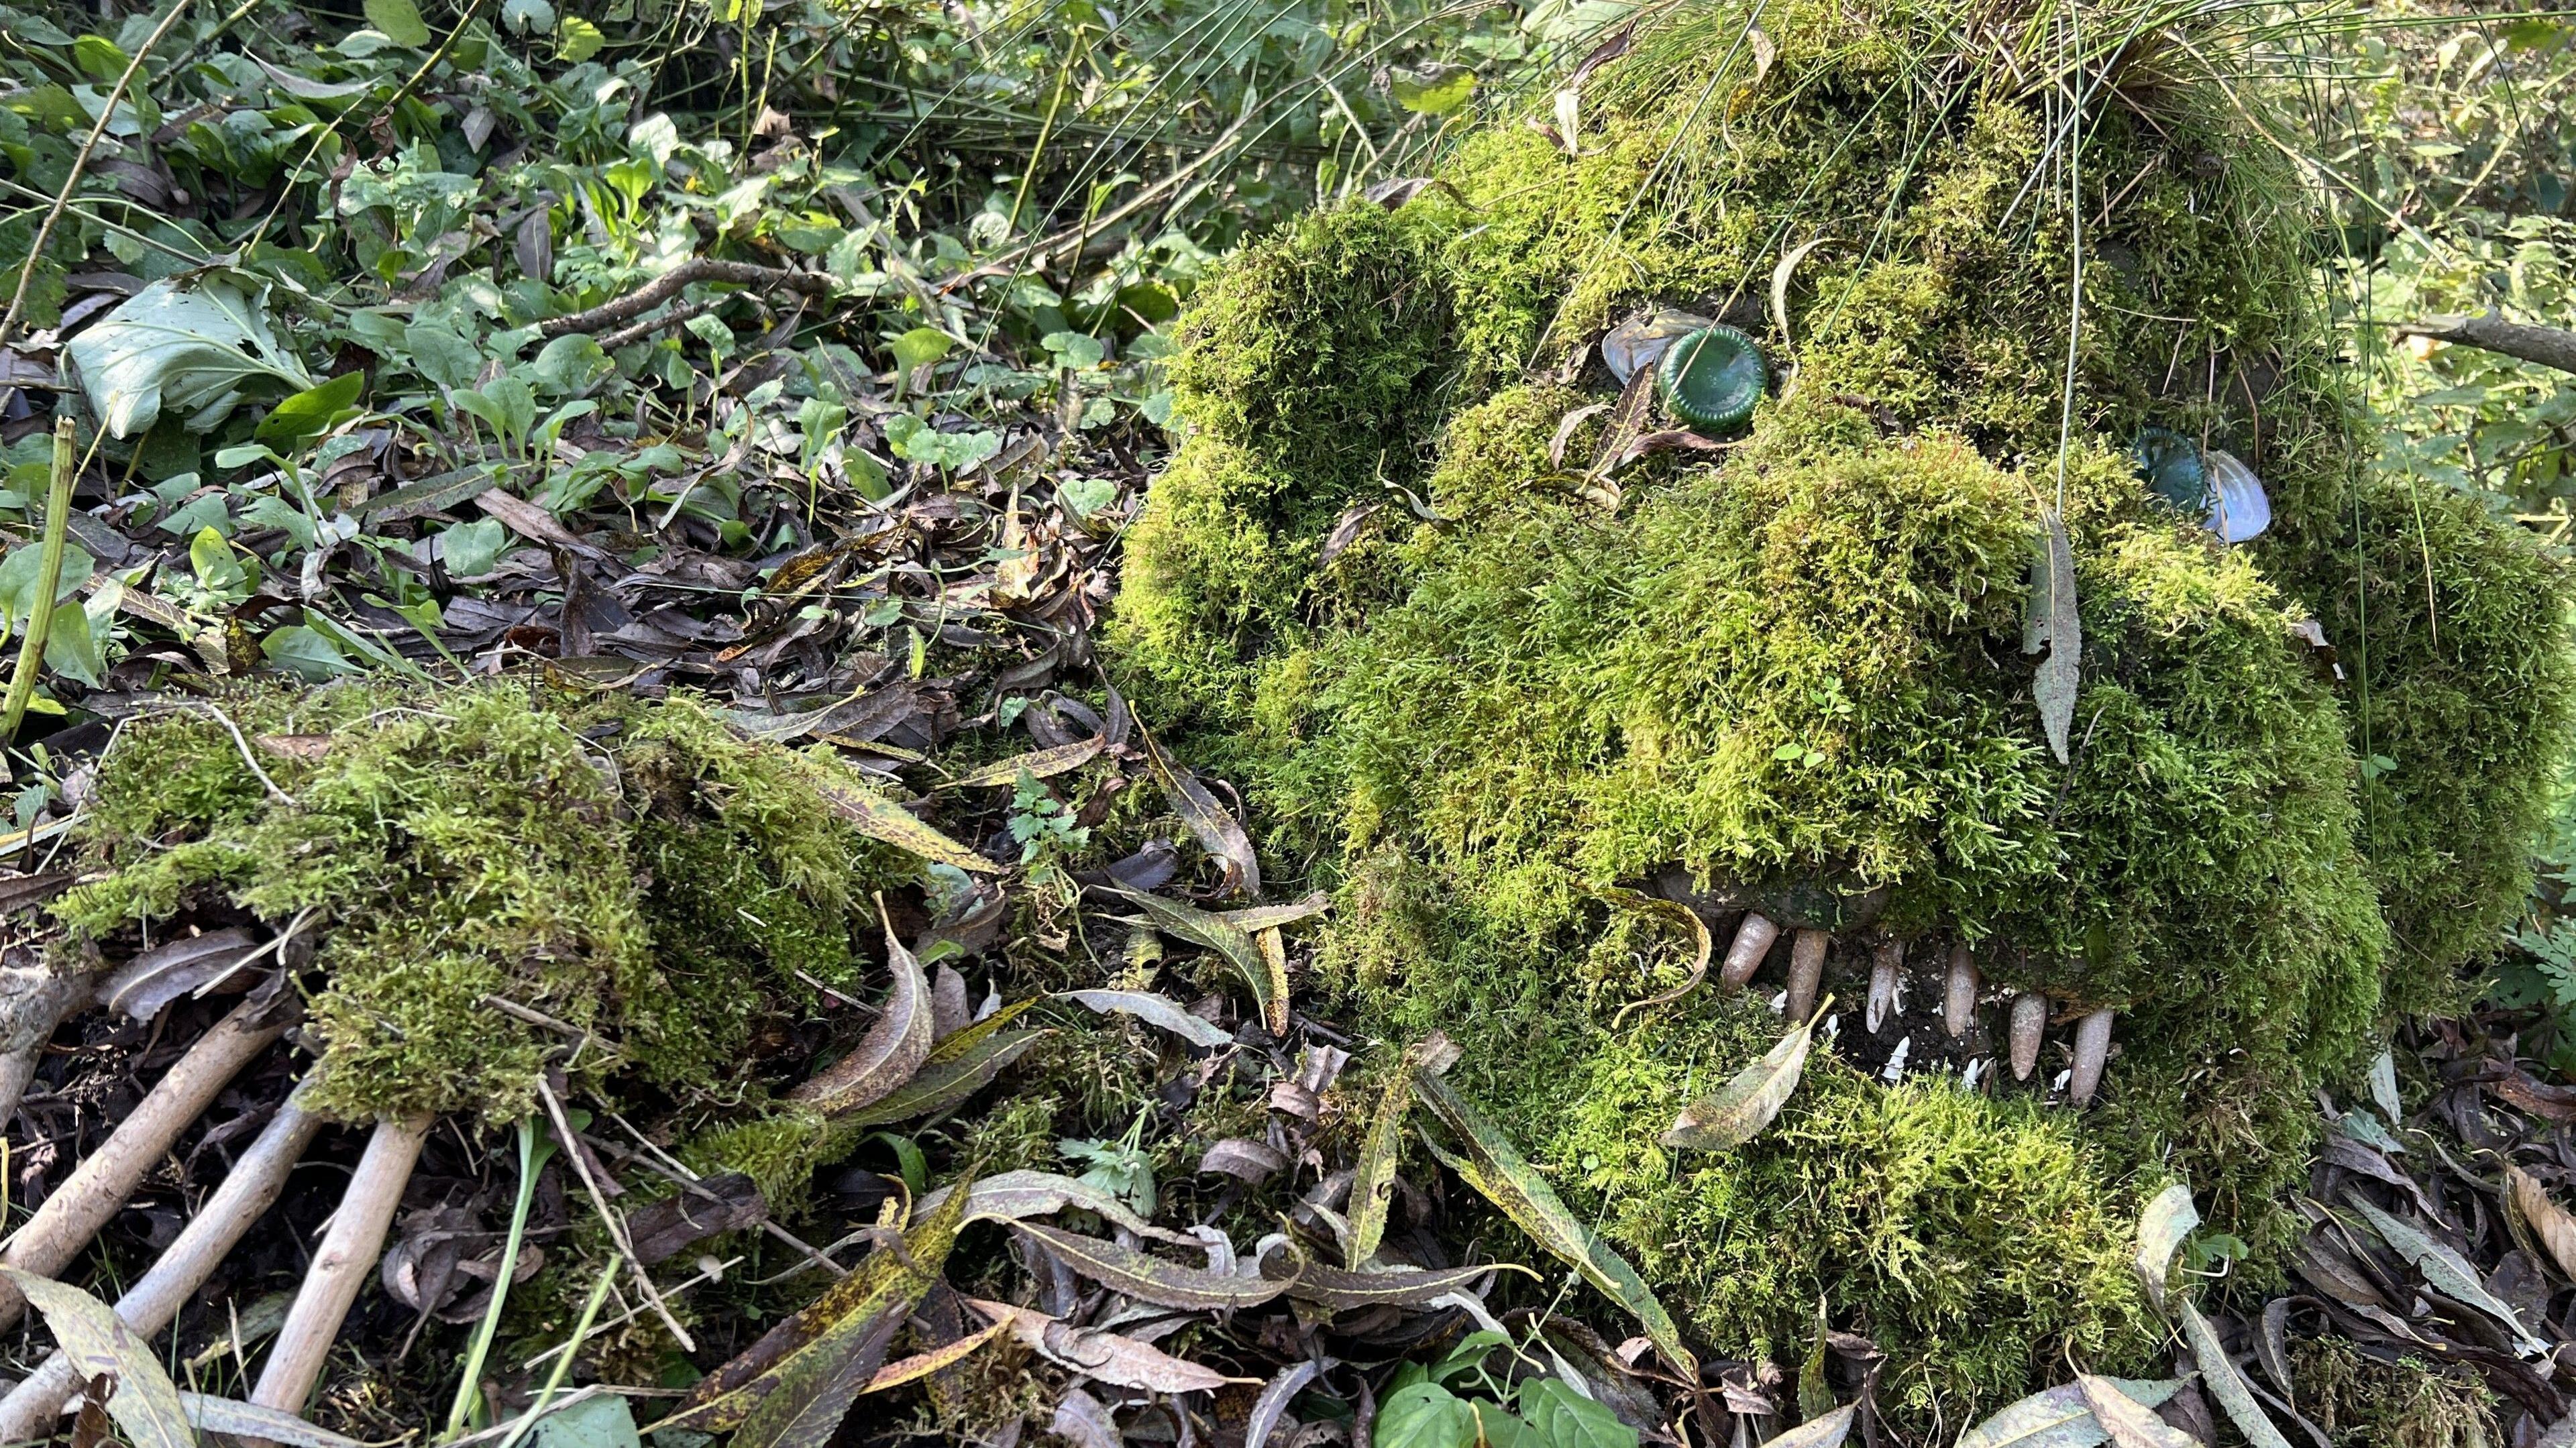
(2025, 508, 2080, 763)
(2076, 1374, 2197, 1448)
(2346, 1195, 2548, 1355)
(2133, 1181, 2197, 1317)
(861, 1320, 1006, 1394)
(1956, 1378, 2183, 1448)
(362, 0, 431, 44)
(1116, 887, 1283, 1036)
(810, 773, 1000, 873)
(63, 280, 315, 438)
(786, 914, 931, 1115)
(2, 1269, 195, 1448)
(1014, 1222, 1286, 1309)
(1415, 1074, 1694, 1376)
(2178, 1300, 2290, 1448)
(1661, 1005, 1819, 1150)
(657, 1180, 969, 1437)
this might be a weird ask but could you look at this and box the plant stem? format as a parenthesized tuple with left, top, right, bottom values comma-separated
(445, 1117, 553, 1438)
(1, 419, 74, 746)
(492, 1262, 618, 1448)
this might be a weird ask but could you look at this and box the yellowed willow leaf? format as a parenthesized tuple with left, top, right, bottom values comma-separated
(1415, 1074, 1695, 1376)
(862, 1321, 1007, 1394)
(2510, 1164, 2576, 1283)
(1014, 1221, 1287, 1310)
(1140, 724, 1258, 897)
(659, 1178, 971, 1436)
(2076, 1374, 2198, 1448)
(1956, 1378, 2182, 1448)
(2132, 1180, 2198, 1317)
(1661, 1003, 1821, 1151)
(787, 914, 931, 1114)
(1346, 1044, 1423, 1266)
(813, 775, 999, 873)
(971, 1298, 1254, 1393)
(1766, 1404, 1855, 1448)
(943, 736, 1104, 789)
(1117, 887, 1285, 1035)
(2179, 1300, 2291, 1448)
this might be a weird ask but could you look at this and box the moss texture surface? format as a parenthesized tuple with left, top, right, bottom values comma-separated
(1106, 0, 2575, 1423)
(58, 680, 909, 1124)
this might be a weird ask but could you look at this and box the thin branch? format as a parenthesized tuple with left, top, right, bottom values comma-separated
(537, 259, 834, 339)
(536, 1076, 697, 1352)
(0, 0, 194, 355)
(2395, 313, 2576, 378)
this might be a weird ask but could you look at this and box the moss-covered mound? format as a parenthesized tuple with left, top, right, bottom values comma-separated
(56, 680, 910, 1123)
(1106, 0, 2575, 1423)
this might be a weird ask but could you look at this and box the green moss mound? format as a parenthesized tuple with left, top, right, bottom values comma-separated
(1106, 0, 2576, 1423)
(56, 679, 912, 1123)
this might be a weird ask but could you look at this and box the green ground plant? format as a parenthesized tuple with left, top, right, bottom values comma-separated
(1108, 0, 2576, 1423)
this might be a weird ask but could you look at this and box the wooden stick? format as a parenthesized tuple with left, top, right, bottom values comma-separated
(0, 995, 290, 1331)
(2394, 312, 2576, 376)
(0, 1087, 323, 1441)
(1717, 912, 1778, 990)
(537, 1078, 696, 1352)
(1784, 929, 1829, 1022)
(250, 1112, 434, 1418)
(0, 960, 89, 1133)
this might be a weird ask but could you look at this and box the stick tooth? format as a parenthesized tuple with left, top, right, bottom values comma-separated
(251, 1111, 433, 1421)
(1942, 945, 1978, 1040)
(1719, 911, 1780, 990)
(1786, 929, 1829, 1020)
(0, 1084, 323, 1442)
(2069, 1007, 2114, 1106)
(2008, 992, 2047, 1082)
(1866, 939, 1904, 1034)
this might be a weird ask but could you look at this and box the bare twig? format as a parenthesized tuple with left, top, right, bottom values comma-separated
(0, 0, 195, 355)
(594, 297, 730, 351)
(250, 1111, 433, 1418)
(0, 1084, 323, 1441)
(2395, 312, 2576, 376)
(585, 1118, 850, 1280)
(0, 993, 294, 1331)
(0, 960, 91, 1133)
(537, 1076, 696, 1351)
(537, 259, 834, 339)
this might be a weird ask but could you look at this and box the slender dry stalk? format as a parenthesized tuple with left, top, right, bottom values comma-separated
(1, 419, 77, 744)
(249, 1112, 434, 1418)
(0, 993, 292, 1331)
(0, 1086, 323, 1441)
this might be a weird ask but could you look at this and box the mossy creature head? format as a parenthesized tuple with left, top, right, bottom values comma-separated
(55, 681, 912, 1124)
(1109, 0, 2573, 1425)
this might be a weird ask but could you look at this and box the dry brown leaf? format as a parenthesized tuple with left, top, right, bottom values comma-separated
(2510, 1165, 2576, 1282)
(969, 1299, 1253, 1392)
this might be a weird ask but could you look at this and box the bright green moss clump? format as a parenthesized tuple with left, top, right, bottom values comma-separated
(55, 680, 910, 1123)
(1109, 0, 2575, 1424)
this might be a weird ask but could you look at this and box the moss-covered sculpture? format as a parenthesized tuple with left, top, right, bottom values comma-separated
(1106, 0, 2573, 1425)
(55, 681, 909, 1125)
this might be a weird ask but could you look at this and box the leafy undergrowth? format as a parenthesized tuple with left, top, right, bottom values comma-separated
(0, 0, 2572, 1446)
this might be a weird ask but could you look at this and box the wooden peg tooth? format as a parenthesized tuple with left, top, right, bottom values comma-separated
(1786, 929, 1829, 1021)
(1720, 912, 1780, 990)
(2069, 1007, 2115, 1106)
(1866, 939, 1904, 1034)
(1943, 944, 1979, 1040)
(2008, 992, 2048, 1082)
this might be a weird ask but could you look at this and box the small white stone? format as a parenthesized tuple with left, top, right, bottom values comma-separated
(1881, 1036, 1911, 1084)
(1960, 1058, 1990, 1091)
(1768, 989, 1788, 1014)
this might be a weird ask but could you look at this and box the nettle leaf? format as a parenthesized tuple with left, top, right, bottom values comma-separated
(1391, 63, 1478, 115)
(64, 280, 315, 438)
(362, 0, 432, 45)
